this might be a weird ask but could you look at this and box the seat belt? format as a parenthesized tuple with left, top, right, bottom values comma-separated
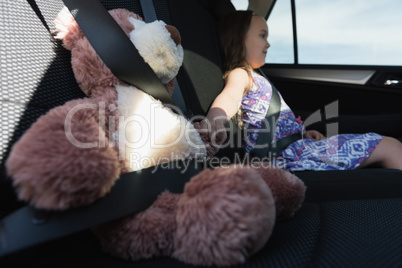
(0, 0, 204, 257)
(139, 0, 158, 22)
(62, 0, 175, 107)
(138, 0, 188, 114)
(251, 69, 301, 158)
(0, 159, 203, 257)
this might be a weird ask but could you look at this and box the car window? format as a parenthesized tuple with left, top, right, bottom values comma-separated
(267, 0, 402, 66)
(265, 0, 294, 64)
(231, 0, 249, 11)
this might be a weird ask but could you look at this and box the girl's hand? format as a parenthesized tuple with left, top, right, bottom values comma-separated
(304, 130, 326, 141)
(193, 121, 219, 157)
(199, 108, 228, 152)
(200, 117, 227, 148)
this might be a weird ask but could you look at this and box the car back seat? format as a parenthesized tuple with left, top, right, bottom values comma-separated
(1, 0, 401, 267)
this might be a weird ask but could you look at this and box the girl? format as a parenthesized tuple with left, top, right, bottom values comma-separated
(200, 10, 402, 171)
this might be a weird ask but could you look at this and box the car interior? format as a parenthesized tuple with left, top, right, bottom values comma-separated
(1, 0, 401, 267)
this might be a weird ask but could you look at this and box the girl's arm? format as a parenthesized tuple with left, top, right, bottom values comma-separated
(201, 68, 250, 147)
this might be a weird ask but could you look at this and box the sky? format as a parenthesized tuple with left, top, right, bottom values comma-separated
(231, 0, 402, 66)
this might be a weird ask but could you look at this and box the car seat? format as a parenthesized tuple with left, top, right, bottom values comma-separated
(0, 0, 401, 267)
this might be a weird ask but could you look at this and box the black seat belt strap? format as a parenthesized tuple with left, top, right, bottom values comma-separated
(252, 69, 301, 158)
(62, 0, 175, 106)
(139, 0, 158, 22)
(139, 0, 188, 114)
(270, 133, 301, 155)
(0, 158, 203, 257)
(252, 84, 281, 158)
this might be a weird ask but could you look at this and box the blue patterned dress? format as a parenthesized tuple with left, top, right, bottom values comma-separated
(236, 72, 383, 171)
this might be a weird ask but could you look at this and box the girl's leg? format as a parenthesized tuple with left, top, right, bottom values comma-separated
(358, 136, 402, 170)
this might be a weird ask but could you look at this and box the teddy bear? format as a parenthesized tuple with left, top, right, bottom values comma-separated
(5, 7, 306, 266)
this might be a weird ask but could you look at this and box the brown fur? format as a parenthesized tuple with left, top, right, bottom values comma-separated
(173, 166, 276, 265)
(7, 98, 120, 209)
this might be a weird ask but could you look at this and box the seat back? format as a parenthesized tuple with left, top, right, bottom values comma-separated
(168, 0, 229, 116)
(0, 0, 149, 216)
(0, 0, 86, 215)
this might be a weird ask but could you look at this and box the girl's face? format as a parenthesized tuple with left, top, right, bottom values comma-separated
(245, 15, 270, 69)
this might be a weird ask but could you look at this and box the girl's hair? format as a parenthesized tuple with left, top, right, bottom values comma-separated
(220, 10, 257, 124)
(219, 10, 254, 76)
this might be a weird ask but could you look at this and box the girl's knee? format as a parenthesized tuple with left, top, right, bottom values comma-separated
(377, 136, 402, 169)
(382, 136, 402, 150)
(359, 136, 402, 169)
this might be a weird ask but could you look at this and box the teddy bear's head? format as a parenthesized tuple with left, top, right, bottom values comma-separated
(54, 8, 183, 100)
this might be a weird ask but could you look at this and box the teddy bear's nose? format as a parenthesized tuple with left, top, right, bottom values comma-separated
(165, 25, 181, 46)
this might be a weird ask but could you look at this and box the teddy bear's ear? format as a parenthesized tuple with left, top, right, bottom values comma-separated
(128, 16, 146, 29)
(53, 7, 85, 50)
